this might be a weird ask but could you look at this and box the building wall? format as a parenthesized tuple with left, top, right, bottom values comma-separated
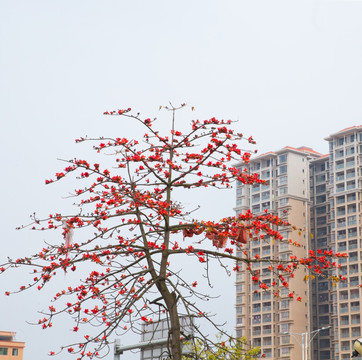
(0, 332, 25, 360)
(235, 148, 318, 360)
(326, 128, 362, 360)
(235, 127, 362, 360)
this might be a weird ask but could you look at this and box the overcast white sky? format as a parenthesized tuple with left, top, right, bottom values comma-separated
(1, 1, 362, 359)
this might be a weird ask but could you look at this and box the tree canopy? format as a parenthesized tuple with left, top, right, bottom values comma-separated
(1, 104, 344, 360)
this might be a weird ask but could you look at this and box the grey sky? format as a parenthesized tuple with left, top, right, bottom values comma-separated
(1, 0, 362, 359)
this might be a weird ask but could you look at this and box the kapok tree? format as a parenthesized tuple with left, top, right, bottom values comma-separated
(1, 104, 345, 360)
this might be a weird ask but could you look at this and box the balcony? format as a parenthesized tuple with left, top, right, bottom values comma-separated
(346, 160, 355, 168)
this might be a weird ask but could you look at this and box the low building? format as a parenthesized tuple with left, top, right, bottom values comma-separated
(0, 331, 25, 360)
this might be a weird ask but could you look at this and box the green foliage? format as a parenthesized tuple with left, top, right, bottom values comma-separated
(182, 336, 261, 360)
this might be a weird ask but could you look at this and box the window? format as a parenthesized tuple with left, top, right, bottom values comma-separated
(0, 348, 8, 355)
(280, 311, 289, 320)
(346, 146, 355, 156)
(350, 277, 359, 287)
(261, 202, 270, 211)
(346, 158, 355, 168)
(279, 165, 287, 175)
(253, 338, 261, 347)
(317, 217, 327, 226)
(319, 316, 329, 326)
(279, 154, 287, 163)
(253, 162, 260, 170)
(319, 304, 329, 314)
(280, 300, 290, 309)
(316, 206, 326, 215)
(281, 347, 291, 356)
(253, 326, 261, 336)
(336, 195, 345, 204)
(316, 195, 326, 204)
(341, 328, 350, 338)
(351, 301, 360, 312)
(347, 169, 355, 178)
(280, 323, 290, 333)
(350, 251, 358, 262)
(318, 282, 328, 291)
(352, 327, 361, 337)
(336, 160, 344, 170)
(316, 184, 326, 193)
(261, 170, 270, 179)
(12, 349, 18, 356)
(262, 191, 270, 200)
(253, 304, 261, 313)
(349, 239, 357, 250)
(263, 325, 272, 334)
(280, 335, 290, 345)
(337, 218, 346, 228)
(320, 339, 330, 348)
(263, 302, 272, 312)
(338, 230, 346, 240)
(348, 227, 357, 238)
(252, 184, 260, 193)
(336, 183, 345, 192)
(351, 289, 359, 299)
(336, 149, 344, 158)
(350, 264, 359, 274)
(338, 241, 347, 251)
(316, 174, 326, 183)
(347, 193, 356, 202)
(263, 348, 272, 358)
(347, 180, 355, 190)
(279, 198, 288, 206)
(279, 187, 287, 195)
(351, 314, 360, 324)
(253, 315, 261, 324)
(318, 293, 328, 302)
(279, 176, 287, 186)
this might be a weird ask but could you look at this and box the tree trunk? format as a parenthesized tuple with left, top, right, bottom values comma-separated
(166, 291, 181, 360)
(156, 279, 181, 360)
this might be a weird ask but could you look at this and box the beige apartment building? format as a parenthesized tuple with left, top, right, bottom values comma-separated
(235, 126, 362, 360)
(0, 331, 25, 360)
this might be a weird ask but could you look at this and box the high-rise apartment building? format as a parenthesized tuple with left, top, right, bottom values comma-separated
(235, 126, 362, 360)
(324, 126, 362, 360)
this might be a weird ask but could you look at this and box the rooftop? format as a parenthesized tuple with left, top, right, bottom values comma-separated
(325, 125, 362, 140)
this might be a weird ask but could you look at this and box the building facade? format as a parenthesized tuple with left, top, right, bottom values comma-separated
(235, 126, 362, 360)
(325, 126, 362, 360)
(0, 332, 25, 360)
